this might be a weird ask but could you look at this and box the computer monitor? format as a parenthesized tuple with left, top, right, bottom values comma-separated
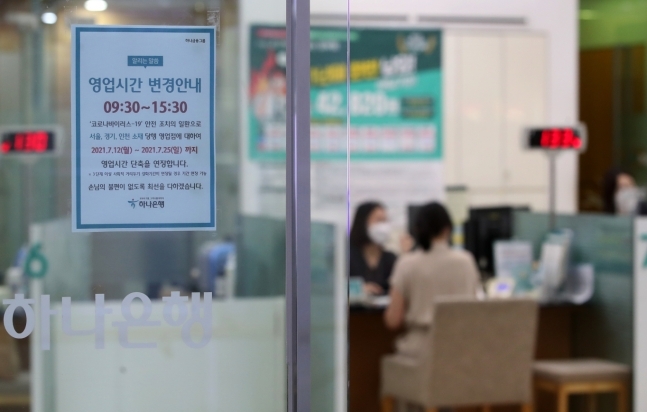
(638, 200, 647, 216)
(407, 204, 424, 238)
(463, 206, 529, 275)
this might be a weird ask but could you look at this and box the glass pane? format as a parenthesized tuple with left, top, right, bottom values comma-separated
(347, 23, 444, 412)
(0, 0, 337, 411)
(309, 18, 349, 412)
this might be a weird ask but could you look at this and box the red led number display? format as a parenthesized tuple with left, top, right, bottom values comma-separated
(0, 131, 55, 154)
(528, 128, 583, 150)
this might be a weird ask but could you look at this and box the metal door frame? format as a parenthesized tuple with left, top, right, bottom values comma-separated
(286, 0, 311, 410)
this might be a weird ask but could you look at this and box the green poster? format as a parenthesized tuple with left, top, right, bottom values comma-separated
(249, 26, 442, 160)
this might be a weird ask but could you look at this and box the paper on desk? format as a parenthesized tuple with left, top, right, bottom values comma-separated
(556, 263, 595, 305)
(371, 295, 391, 307)
(494, 240, 533, 279)
(538, 242, 568, 290)
(349, 277, 365, 303)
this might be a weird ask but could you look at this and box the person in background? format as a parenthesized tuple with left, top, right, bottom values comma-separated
(603, 167, 640, 215)
(350, 201, 397, 296)
(384, 202, 482, 358)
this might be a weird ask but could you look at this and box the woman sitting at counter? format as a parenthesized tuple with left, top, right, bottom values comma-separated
(384, 202, 482, 357)
(350, 201, 397, 296)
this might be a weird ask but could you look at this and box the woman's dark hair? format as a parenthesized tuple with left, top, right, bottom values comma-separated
(414, 202, 453, 251)
(602, 167, 623, 214)
(350, 201, 384, 249)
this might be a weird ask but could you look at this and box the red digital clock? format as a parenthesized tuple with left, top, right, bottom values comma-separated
(524, 125, 587, 152)
(0, 130, 56, 154)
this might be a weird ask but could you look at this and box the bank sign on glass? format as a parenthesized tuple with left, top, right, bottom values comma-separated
(71, 26, 216, 231)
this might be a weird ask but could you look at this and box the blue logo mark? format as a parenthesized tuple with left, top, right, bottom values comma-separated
(128, 199, 137, 209)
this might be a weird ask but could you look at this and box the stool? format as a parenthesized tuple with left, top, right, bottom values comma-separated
(534, 359, 630, 412)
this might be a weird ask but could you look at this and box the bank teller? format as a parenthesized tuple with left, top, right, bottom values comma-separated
(350, 201, 397, 296)
(384, 202, 482, 357)
(603, 167, 640, 215)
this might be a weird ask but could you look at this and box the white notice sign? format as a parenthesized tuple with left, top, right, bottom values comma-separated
(71, 26, 216, 231)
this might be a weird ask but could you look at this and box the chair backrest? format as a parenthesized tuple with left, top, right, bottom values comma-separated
(424, 297, 538, 407)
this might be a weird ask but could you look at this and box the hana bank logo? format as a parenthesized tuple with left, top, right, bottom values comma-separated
(396, 33, 437, 55)
(128, 199, 137, 209)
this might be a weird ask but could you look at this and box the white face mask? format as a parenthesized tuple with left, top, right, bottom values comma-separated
(367, 222, 391, 246)
(615, 187, 642, 215)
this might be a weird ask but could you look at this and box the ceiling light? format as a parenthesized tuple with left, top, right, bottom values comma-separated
(41, 12, 58, 25)
(84, 0, 108, 12)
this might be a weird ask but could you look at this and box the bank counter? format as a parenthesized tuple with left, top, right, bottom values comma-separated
(350, 211, 635, 412)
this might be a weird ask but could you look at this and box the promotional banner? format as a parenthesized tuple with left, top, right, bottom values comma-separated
(71, 26, 216, 231)
(249, 26, 443, 161)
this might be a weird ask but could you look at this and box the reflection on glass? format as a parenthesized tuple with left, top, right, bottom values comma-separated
(0, 0, 335, 410)
(1, 0, 349, 407)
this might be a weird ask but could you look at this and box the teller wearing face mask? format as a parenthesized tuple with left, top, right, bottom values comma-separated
(350, 201, 397, 296)
(603, 168, 642, 215)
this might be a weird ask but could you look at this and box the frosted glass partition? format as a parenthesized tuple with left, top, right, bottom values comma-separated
(513, 211, 633, 364)
(32, 218, 91, 302)
(236, 215, 341, 412)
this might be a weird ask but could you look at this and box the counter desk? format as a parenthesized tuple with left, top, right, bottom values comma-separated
(349, 302, 580, 412)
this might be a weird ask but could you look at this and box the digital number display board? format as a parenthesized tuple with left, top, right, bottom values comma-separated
(0, 130, 56, 154)
(524, 126, 587, 151)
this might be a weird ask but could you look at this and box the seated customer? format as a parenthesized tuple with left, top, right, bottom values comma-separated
(350, 201, 397, 296)
(384, 202, 482, 357)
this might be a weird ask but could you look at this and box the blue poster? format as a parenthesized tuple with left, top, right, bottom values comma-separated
(71, 26, 216, 231)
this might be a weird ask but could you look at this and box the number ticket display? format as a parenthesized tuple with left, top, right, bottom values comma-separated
(71, 26, 216, 231)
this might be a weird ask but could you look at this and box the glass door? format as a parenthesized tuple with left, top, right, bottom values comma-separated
(0, 0, 349, 411)
(346, 16, 444, 412)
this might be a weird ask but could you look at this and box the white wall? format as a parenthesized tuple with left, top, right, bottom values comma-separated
(314, 0, 580, 212)
(0, 51, 21, 124)
(443, 31, 549, 211)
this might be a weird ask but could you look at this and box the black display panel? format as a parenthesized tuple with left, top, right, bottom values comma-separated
(0, 130, 56, 154)
(526, 127, 583, 150)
